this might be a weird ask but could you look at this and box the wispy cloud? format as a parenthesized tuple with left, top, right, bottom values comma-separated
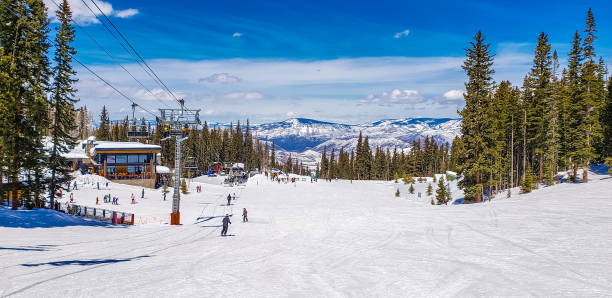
(199, 73, 241, 84)
(232, 32, 243, 37)
(361, 89, 424, 106)
(223, 92, 263, 100)
(394, 29, 410, 39)
(73, 52, 532, 123)
(442, 89, 464, 100)
(44, 0, 139, 25)
(114, 8, 138, 18)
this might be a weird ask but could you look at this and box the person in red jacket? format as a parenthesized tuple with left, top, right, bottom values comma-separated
(242, 208, 248, 222)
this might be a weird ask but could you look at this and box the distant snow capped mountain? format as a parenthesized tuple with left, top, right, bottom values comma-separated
(249, 117, 461, 165)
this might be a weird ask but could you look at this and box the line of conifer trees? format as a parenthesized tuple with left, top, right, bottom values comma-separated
(0, 0, 80, 208)
(316, 132, 454, 180)
(457, 9, 612, 203)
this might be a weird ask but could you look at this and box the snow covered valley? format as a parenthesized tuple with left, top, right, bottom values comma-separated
(1, 173, 612, 297)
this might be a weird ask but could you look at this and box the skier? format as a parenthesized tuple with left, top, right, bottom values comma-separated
(97, 182, 100, 190)
(105, 181, 109, 188)
(73, 181, 77, 190)
(221, 214, 231, 236)
(242, 208, 248, 222)
(96, 197, 99, 205)
(141, 188, 144, 198)
(227, 194, 232, 206)
(163, 192, 166, 201)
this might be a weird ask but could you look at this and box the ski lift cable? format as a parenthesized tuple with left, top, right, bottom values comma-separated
(72, 56, 159, 119)
(77, 0, 174, 106)
(85, 0, 190, 110)
(14, 0, 160, 121)
(49, 0, 172, 110)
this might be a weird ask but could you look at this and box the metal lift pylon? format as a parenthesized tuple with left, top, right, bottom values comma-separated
(158, 99, 200, 225)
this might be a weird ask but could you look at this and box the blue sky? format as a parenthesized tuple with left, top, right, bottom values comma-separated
(45, 0, 612, 124)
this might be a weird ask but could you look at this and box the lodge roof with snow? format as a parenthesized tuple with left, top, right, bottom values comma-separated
(89, 141, 161, 155)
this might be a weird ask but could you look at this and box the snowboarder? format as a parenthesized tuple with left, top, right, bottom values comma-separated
(242, 208, 248, 222)
(221, 214, 231, 236)
(227, 194, 232, 206)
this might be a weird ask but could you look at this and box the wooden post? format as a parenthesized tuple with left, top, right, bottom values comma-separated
(103, 158, 107, 179)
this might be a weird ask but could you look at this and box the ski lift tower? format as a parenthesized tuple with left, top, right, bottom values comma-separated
(158, 100, 200, 225)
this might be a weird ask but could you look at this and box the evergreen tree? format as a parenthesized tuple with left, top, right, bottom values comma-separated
(48, 0, 78, 207)
(319, 146, 328, 178)
(96, 106, 110, 140)
(602, 79, 612, 157)
(576, 8, 604, 182)
(180, 178, 188, 194)
(435, 176, 448, 205)
(0, 0, 52, 208)
(521, 168, 536, 193)
(457, 31, 495, 202)
(270, 142, 276, 168)
(523, 32, 553, 183)
(409, 183, 415, 194)
(426, 183, 433, 196)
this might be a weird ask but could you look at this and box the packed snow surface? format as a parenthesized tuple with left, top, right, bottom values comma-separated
(1, 173, 612, 297)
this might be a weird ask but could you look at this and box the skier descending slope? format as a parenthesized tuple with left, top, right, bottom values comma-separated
(221, 214, 232, 236)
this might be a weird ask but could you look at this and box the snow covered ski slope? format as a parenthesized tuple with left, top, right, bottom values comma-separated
(1, 173, 611, 297)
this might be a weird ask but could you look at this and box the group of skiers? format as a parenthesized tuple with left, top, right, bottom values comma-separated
(195, 185, 203, 193)
(100, 194, 120, 205)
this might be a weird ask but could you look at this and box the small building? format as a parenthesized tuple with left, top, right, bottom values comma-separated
(89, 141, 162, 188)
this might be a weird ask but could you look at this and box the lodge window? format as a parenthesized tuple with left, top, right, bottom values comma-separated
(128, 155, 139, 163)
(116, 155, 127, 163)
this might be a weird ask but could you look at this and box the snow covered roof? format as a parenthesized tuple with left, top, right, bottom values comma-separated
(42, 138, 89, 160)
(90, 141, 161, 155)
(156, 165, 171, 174)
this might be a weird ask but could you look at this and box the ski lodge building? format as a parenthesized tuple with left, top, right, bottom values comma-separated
(86, 139, 162, 188)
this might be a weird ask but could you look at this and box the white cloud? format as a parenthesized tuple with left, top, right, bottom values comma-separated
(223, 92, 263, 100)
(443, 89, 464, 100)
(202, 109, 215, 115)
(286, 111, 296, 117)
(73, 53, 532, 123)
(199, 73, 241, 84)
(114, 8, 138, 18)
(232, 32, 243, 38)
(361, 89, 424, 106)
(394, 29, 410, 39)
(44, 0, 138, 25)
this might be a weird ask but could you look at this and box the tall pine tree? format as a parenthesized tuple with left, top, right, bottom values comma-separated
(458, 31, 495, 202)
(48, 0, 78, 207)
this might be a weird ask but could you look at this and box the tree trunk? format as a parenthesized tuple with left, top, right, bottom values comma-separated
(475, 171, 481, 203)
(539, 154, 544, 183)
(510, 117, 514, 188)
(522, 110, 527, 180)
